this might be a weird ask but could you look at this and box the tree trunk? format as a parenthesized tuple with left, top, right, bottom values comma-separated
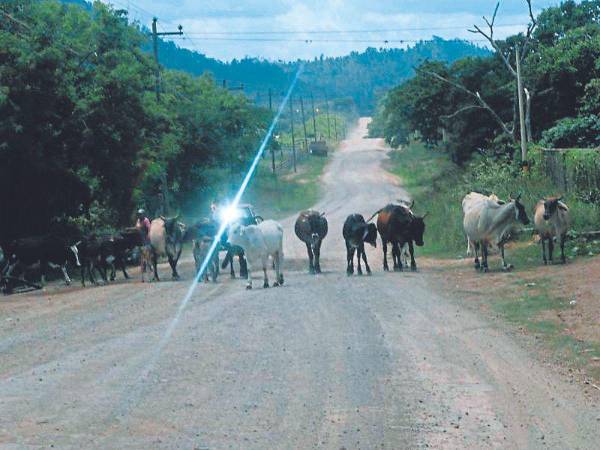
(525, 89, 533, 143)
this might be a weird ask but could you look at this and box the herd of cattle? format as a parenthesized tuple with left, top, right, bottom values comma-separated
(0, 191, 570, 294)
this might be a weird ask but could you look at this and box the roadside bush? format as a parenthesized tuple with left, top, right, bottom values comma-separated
(540, 115, 600, 148)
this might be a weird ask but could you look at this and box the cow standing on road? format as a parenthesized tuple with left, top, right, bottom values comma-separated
(228, 220, 284, 290)
(374, 203, 426, 272)
(342, 214, 377, 276)
(149, 216, 186, 281)
(295, 210, 328, 274)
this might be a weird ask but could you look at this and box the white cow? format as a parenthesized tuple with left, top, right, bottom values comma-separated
(463, 194, 530, 271)
(462, 192, 503, 256)
(533, 197, 571, 265)
(228, 219, 284, 289)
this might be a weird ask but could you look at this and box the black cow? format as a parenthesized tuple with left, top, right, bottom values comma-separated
(1, 235, 81, 292)
(375, 204, 426, 272)
(295, 210, 328, 274)
(342, 214, 377, 276)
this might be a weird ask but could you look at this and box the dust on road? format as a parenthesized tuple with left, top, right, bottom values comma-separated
(1, 118, 598, 449)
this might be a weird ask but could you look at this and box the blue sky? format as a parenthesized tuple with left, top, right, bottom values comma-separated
(105, 0, 562, 61)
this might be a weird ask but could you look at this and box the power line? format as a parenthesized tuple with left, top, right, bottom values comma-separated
(183, 23, 527, 36)
(170, 36, 487, 44)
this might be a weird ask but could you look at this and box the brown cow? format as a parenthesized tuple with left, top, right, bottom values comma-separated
(374, 203, 426, 272)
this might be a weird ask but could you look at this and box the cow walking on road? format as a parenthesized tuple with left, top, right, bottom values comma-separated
(342, 214, 377, 276)
(228, 220, 284, 290)
(149, 216, 186, 281)
(374, 203, 426, 272)
(295, 210, 328, 274)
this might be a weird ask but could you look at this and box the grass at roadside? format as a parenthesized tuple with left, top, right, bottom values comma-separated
(388, 142, 600, 385)
(245, 155, 329, 220)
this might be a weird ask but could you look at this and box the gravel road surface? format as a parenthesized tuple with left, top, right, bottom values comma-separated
(1, 118, 597, 449)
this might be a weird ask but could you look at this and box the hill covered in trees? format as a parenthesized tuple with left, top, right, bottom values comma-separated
(155, 37, 490, 113)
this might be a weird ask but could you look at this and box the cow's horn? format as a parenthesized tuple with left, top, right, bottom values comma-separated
(421, 212, 429, 219)
(160, 215, 166, 221)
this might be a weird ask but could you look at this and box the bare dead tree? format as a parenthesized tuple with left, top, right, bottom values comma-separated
(469, 1, 537, 141)
(418, 67, 514, 137)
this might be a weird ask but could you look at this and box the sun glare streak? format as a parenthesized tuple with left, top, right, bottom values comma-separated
(116, 64, 305, 418)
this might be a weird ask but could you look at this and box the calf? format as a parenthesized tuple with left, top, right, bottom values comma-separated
(342, 214, 377, 276)
(228, 220, 284, 290)
(375, 203, 426, 272)
(2, 235, 81, 291)
(294, 210, 328, 274)
(533, 197, 570, 264)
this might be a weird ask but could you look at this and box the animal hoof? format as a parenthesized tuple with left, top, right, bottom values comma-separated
(246, 285, 253, 290)
(383, 267, 389, 272)
(411, 265, 417, 272)
(315, 266, 321, 274)
(273, 281, 280, 287)
(263, 283, 270, 289)
(503, 264, 513, 272)
(278, 275, 284, 285)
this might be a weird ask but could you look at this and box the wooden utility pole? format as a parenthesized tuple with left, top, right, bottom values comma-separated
(334, 116, 338, 141)
(151, 18, 183, 102)
(299, 97, 308, 152)
(325, 94, 331, 140)
(516, 48, 527, 169)
(310, 92, 317, 142)
(289, 95, 297, 173)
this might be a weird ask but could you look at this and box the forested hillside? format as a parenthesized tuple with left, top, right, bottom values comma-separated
(370, 0, 600, 162)
(155, 37, 490, 112)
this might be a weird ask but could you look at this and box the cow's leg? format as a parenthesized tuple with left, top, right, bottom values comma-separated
(560, 233, 566, 264)
(408, 241, 417, 272)
(361, 245, 372, 275)
(245, 261, 253, 290)
(239, 253, 248, 279)
(346, 242, 355, 276)
(392, 242, 402, 271)
(500, 244, 513, 271)
(548, 238, 555, 264)
(474, 242, 481, 270)
(306, 243, 315, 274)
(356, 244, 363, 275)
(119, 257, 129, 279)
(152, 251, 160, 281)
(482, 243, 489, 272)
(168, 254, 179, 280)
(382, 239, 389, 271)
(227, 252, 236, 278)
(541, 238, 547, 265)
(314, 241, 322, 274)
(61, 264, 72, 285)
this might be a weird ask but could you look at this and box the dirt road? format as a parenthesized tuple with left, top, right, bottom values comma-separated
(1, 118, 598, 449)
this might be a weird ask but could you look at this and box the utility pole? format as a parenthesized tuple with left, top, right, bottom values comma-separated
(334, 116, 338, 141)
(310, 92, 317, 142)
(300, 97, 308, 152)
(325, 94, 331, 140)
(289, 94, 297, 173)
(151, 18, 183, 102)
(516, 48, 527, 170)
(269, 89, 275, 173)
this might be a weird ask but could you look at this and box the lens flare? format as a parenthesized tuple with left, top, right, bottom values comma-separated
(118, 65, 305, 416)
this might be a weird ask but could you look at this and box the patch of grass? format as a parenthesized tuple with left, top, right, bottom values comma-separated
(245, 155, 329, 220)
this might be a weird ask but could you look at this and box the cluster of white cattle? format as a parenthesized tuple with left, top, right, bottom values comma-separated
(463, 191, 571, 271)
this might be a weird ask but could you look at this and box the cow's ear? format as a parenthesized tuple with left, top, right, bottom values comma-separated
(160, 215, 166, 221)
(320, 212, 326, 217)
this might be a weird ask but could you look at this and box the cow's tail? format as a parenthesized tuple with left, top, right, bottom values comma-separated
(366, 208, 383, 223)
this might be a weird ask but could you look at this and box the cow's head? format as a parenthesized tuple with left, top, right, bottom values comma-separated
(410, 214, 427, 247)
(542, 196, 566, 221)
(228, 223, 247, 248)
(511, 194, 530, 225)
(363, 223, 378, 248)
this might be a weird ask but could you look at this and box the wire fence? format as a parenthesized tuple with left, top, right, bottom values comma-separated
(541, 147, 600, 199)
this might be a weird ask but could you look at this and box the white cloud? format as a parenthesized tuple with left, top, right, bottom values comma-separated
(103, 0, 563, 61)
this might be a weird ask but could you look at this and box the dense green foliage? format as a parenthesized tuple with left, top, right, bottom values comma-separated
(371, 1, 600, 163)
(0, 0, 269, 239)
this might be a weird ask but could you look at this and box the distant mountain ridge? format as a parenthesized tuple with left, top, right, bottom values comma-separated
(60, 0, 490, 112)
